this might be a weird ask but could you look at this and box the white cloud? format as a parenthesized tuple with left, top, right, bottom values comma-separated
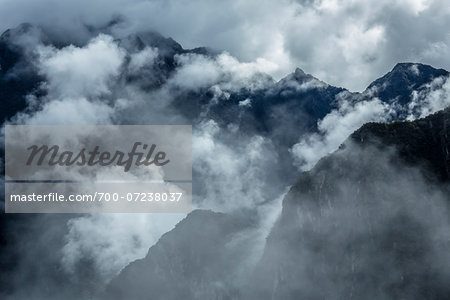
(170, 52, 276, 92)
(62, 213, 185, 281)
(2, 1, 450, 288)
(193, 119, 281, 212)
(170, 54, 221, 89)
(238, 98, 252, 107)
(407, 75, 450, 119)
(19, 97, 114, 125)
(128, 46, 158, 73)
(38, 34, 125, 99)
(397, 0, 430, 14)
(291, 97, 393, 170)
(291, 70, 450, 171)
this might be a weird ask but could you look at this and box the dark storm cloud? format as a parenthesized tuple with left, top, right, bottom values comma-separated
(1, 0, 450, 90)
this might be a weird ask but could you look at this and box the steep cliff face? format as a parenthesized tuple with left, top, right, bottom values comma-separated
(103, 210, 253, 300)
(250, 108, 450, 299)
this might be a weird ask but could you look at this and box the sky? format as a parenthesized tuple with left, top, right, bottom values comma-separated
(0, 0, 450, 91)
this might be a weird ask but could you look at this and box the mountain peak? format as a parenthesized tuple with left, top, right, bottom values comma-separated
(366, 62, 449, 105)
(392, 62, 421, 71)
(292, 67, 315, 82)
(276, 67, 320, 86)
(389, 62, 449, 77)
(294, 67, 307, 76)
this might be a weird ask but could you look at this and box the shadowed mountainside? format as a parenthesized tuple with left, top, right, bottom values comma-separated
(250, 107, 450, 299)
(103, 210, 254, 300)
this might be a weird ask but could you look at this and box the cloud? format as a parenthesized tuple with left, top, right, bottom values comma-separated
(8, 34, 125, 126)
(291, 72, 450, 171)
(37, 34, 125, 99)
(15, 98, 114, 125)
(2, 32, 183, 285)
(128, 47, 158, 73)
(192, 119, 283, 212)
(291, 96, 394, 170)
(170, 52, 275, 91)
(1, 0, 450, 90)
(2, 30, 293, 288)
(170, 54, 221, 90)
(62, 213, 185, 281)
(407, 75, 450, 119)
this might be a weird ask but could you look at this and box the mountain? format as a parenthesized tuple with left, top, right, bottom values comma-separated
(250, 107, 450, 299)
(103, 108, 450, 300)
(102, 210, 253, 300)
(367, 63, 449, 105)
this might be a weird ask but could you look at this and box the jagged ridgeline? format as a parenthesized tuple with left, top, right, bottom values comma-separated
(2, 24, 449, 138)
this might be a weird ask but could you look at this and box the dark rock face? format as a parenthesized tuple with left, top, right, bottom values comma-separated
(250, 108, 450, 299)
(367, 63, 449, 107)
(351, 110, 450, 182)
(0, 24, 45, 121)
(103, 210, 253, 300)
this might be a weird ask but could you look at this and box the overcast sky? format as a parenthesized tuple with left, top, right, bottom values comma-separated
(0, 0, 449, 91)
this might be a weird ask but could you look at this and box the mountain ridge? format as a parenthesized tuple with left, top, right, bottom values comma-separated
(250, 107, 450, 299)
(1, 23, 449, 127)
